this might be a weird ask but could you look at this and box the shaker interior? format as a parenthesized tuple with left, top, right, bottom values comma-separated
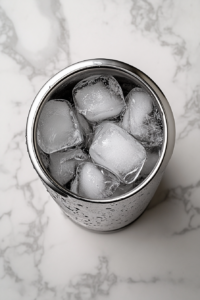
(33, 65, 166, 202)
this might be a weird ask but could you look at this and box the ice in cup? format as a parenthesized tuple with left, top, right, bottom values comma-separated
(36, 74, 163, 200)
(26, 59, 175, 231)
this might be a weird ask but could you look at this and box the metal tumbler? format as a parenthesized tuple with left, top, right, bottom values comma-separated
(26, 59, 175, 231)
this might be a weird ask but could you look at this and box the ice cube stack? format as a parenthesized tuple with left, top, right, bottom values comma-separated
(37, 75, 163, 200)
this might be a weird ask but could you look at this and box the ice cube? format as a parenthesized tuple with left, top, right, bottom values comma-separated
(73, 75, 126, 122)
(49, 149, 88, 186)
(37, 99, 83, 154)
(71, 162, 119, 199)
(75, 111, 93, 148)
(89, 122, 146, 184)
(122, 88, 163, 147)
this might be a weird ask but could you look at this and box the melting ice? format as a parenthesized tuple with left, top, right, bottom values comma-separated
(75, 111, 93, 148)
(37, 76, 164, 200)
(37, 99, 83, 154)
(122, 88, 163, 147)
(71, 161, 119, 199)
(73, 75, 126, 122)
(49, 149, 88, 186)
(89, 122, 146, 184)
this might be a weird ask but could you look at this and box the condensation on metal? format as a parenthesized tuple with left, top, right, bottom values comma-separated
(44, 172, 163, 231)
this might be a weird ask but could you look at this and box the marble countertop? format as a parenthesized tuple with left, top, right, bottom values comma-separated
(1, 0, 200, 299)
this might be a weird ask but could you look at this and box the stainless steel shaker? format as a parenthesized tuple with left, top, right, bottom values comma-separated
(26, 59, 175, 231)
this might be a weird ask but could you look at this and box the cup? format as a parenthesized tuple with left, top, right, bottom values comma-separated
(26, 59, 175, 231)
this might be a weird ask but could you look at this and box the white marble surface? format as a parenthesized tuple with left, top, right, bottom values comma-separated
(0, 0, 200, 299)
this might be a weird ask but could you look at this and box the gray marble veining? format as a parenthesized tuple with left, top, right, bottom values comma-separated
(0, 0, 200, 299)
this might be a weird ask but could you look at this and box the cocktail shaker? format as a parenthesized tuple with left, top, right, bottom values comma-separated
(26, 59, 175, 231)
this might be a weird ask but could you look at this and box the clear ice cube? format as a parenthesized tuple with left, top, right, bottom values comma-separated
(73, 75, 126, 122)
(49, 149, 88, 186)
(37, 99, 83, 154)
(71, 162, 119, 199)
(122, 88, 163, 147)
(75, 111, 93, 148)
(89, 122, 146, 184)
